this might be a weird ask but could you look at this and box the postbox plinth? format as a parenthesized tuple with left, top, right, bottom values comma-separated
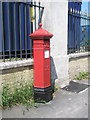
(34, 86, 53, 102)
(30, 23, 53, 102)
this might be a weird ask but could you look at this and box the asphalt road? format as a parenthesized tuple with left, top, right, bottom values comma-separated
(2, 80, 89, 118)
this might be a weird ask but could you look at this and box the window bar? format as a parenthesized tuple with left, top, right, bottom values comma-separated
(8, 2, 11, 61)
(14, 3, 17, 61)
(34, 1, 36, 30)
(1, 2, 5, 62)
(19, 3, 22, 60)
(25, 4, 27, 60)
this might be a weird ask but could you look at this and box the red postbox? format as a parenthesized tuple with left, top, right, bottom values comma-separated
(30, 23, 53, 102)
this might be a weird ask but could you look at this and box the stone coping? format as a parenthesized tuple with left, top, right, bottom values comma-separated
(0, 59, 33, 71)
(69, 52, 90, 59)
(0, 52, 90, 70)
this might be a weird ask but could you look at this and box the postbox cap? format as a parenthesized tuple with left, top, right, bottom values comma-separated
(30, 23, 53, 40)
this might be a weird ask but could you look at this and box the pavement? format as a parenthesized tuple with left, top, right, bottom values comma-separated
(2, 80, 89, 118)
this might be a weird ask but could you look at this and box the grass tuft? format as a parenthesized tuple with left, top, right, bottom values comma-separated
(0, 82, 38, 110)
(75, 71, 88, 80)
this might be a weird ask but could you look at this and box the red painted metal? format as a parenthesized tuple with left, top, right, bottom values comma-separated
(30, 23, 53, 88)
(30, 23, 53, 40)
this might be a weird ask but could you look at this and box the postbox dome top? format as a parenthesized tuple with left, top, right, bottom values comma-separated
(30, 23, 53, 40)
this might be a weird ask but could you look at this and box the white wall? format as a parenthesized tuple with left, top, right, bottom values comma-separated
(41, 1, 69, 87)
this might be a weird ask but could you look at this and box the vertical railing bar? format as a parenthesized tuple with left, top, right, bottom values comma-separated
(79, 14, 81, 53)
(85, 18, 86, 52)
(19, 3, 22, 60)
(38, 1, 40, 28)
(79, 14, 81, 52)
(67, 11, 69, 54)
(69, 11, 70, 54)
(34, 2, 36, 30)
(14, 3, 17, 61)
(72, 12, 74, 53)
(8, 2, 11, 61)
(69, 14, 72, 53)
(76, 13, 78, 53)
(74, 13, 75, 53)
(82, 18, 84, 52)
(77, 14, 79, 53)
(81, 18, 83, 52)
(75, 15, 76, 53)
(1, 2, 5, 62)
(79, 13, 81, 53)
(40, 7, 44, 23)
(88, 17, 90, 51)
(25, 3, 27, 60)
(82, 19, 85, 52)
(88, 19, 90, 52)
(87, 18, 88, 51)
(83, 17, 85, 52)
(30, 1, 32, 58)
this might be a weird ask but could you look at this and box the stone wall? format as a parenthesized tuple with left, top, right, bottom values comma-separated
(0, 59, 34, 91)
(1, 66, 33, 87)
(69, 53, 89, 80)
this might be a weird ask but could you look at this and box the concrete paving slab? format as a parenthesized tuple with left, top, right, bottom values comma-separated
(2, 84, 88, 118)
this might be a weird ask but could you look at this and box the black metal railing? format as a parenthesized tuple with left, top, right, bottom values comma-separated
(68, 9, 90, 54)
(0, 1, 44, 62)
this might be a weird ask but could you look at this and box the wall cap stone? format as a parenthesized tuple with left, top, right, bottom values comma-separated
(0, 59, 33, 71)
(69, 52, 90, 60)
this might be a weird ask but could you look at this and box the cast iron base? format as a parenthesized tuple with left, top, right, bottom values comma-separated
(34, 86, 53, 102)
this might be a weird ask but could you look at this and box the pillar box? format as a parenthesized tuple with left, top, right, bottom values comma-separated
(30, 23, 53, 102)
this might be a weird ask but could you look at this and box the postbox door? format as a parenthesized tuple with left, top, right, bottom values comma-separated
(44, 40, 51, 88)
(33, 40, 44, 88)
